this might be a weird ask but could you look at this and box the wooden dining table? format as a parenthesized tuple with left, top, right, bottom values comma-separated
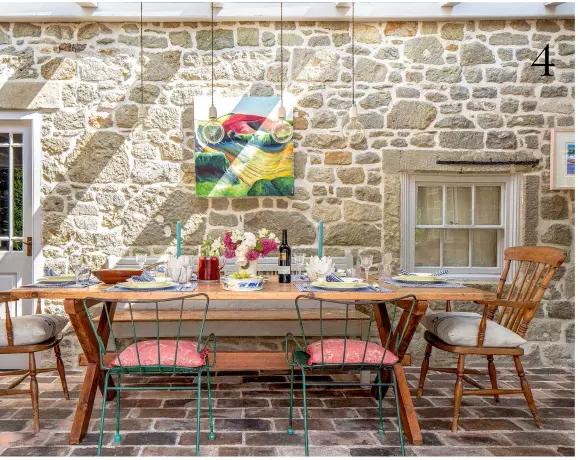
(7, 279, 495, 447)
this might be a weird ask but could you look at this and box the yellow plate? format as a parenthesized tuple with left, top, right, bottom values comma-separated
(118, 281, 177, 290)
(392, 275, 446, 284)
(311, 281, 370, 290)
(37, 275, 76, 283)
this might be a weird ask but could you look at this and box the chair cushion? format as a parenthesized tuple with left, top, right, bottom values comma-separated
(0, 314, 68, 346)
(110, 340, 208, 368)
(306, 339, 398, 366)
(422, 312, 527, 348)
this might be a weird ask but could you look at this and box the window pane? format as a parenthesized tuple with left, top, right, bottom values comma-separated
(415, 228, 440, 266)
(0, 240, 8, 251)
(472, 230, 498, 267)
(12, 133, 23, 144)
(13, 147, 23, 238)
(475, 186, 501, 225)
(0, 134, 8, 144)
(443, 229, 469, 266)
(0, 147, 8, 238)
(446, 187, 471, 225)
(417, 186, 442, 225)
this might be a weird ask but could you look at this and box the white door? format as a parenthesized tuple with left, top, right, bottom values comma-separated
(0, 123, 33, 315)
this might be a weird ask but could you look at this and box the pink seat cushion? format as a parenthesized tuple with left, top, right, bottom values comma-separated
(306, 339, 398, 366)
(110, 340, 208, 368)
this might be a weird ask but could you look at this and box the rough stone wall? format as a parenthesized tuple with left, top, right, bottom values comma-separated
(0, 19, 574, 367)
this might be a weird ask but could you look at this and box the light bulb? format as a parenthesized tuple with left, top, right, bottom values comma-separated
(342, 105, 365, 144)
(271, 105, 293, 144)
(202, 105, 225, 144)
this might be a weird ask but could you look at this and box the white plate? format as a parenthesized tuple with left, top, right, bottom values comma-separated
(311, 281, 370, 290)
(118, 281, 177, 290)
(37, 275, 76, 283)
(338, 277, 364, 283)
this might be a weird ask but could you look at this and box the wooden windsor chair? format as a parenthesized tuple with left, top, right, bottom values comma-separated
(83, 293, 216, 456)
(0, 294, 69, 432)
(285, 293, 418, 456)
(416, 246, 566, 432)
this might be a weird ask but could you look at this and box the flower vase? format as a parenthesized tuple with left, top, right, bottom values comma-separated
(237, 259, 258, 277)
(198, 256, 220, 282)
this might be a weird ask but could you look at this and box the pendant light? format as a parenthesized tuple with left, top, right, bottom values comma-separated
(202, 2, 226, 145)
(342, 2, 364, 144)
(131, 2, 147, 144)
(271, 2, 293, 144)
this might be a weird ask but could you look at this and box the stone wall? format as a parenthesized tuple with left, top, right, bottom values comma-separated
(0, 18, 574, 368)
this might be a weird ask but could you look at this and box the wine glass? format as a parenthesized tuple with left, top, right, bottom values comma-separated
(136, 252, 148, 270)
(69, 252, 84, 284)
(360, 254, 374, 284)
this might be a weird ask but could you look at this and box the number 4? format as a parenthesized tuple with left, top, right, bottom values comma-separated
(531, 44, 555, 77)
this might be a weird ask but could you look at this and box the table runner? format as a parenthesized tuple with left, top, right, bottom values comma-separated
(106, 283, 198, 293)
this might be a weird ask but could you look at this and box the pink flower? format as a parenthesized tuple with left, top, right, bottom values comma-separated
(259, 238, 278, 256)
(223, 247, 236, 259)
(223, 232, 237, 251)
(246, 249, 260, 261)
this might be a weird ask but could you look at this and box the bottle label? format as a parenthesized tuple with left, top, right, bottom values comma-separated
(280, 253, 287, 261)
(278, 266, 290, 275)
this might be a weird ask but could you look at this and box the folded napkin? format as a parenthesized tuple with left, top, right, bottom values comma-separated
(130, 270, 156, 282)
(398, 269, 449, 277)
(326, 273, 344, 282)
(44, 267, 58, 277)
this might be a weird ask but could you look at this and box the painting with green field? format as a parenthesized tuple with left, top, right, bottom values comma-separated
(194, 96, 294, 197)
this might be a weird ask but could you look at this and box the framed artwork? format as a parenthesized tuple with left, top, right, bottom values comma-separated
(194, 96, 294, 197)
(550, 128, 575, 190)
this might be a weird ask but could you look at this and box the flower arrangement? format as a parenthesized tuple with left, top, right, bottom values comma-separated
(223, 228, 279, 268)
(200, 237, 223, 257)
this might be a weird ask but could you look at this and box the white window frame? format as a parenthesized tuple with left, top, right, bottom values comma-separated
(401, 173, 520, 280)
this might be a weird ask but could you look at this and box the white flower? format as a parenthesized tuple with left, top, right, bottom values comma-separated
(269, 232, 276, 240)
(258, 228, 269, 238)
(243, 232, 257, 248)
(232, 230, 244, 242)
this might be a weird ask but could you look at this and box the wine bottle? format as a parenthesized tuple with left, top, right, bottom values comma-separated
(278, 229, 291, 283)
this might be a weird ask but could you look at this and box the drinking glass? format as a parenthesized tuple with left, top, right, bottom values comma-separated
(382, 252, 394, 277)
(136, 252, 147, 270)
(69, 252, 84, 284)
(293, 253, 306, 278)
(360, 254, 374, 283)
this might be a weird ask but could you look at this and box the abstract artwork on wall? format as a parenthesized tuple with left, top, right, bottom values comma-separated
(194, 96, 294, 197)
(550, 128, 575, 190)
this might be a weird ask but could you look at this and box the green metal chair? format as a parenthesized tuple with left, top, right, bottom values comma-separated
(83, 293, 216, 456)
(285, 293, 417, 456)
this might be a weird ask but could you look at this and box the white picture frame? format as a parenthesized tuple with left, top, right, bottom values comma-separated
(550, 128, 575, 190)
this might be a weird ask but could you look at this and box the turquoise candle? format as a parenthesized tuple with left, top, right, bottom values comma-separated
(318, 220, 323, 258)
(176, 221, 182, 258)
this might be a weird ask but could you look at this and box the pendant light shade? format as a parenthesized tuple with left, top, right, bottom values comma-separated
(131, 2, 148, 144)
(342, 2, 364, 144)
(271, 2, 293, 144)
(202, 3, 226, 145)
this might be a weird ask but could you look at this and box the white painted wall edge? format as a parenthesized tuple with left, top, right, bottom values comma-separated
(0, 1, 573, 22)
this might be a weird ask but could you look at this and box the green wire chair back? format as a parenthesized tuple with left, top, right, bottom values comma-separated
(83, 293, 212, 374)
(288, 293, 417, 370)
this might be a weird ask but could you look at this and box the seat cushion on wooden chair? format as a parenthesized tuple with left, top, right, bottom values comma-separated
(110, 340, 208, 368)
(0, 314, 68, 346)
(306, 339, 398, 366)
(422, 312, 527, 348)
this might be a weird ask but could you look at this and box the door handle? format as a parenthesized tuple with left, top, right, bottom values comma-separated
(22, 236, 32, 257)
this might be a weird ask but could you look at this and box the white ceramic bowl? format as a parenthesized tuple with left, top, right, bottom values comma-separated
(221, 276, 264, 291)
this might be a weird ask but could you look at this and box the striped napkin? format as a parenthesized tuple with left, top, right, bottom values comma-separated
(131, 270, 156, 282)
(398, 269, 449, 277)
(295, 283, 392, 293)
(326, 273, 344, 282)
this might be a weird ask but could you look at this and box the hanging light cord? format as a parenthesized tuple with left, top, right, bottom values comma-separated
(351, 2, 355, 106)
(280, 2, 284, 109)
(140, 2, 144, 107)
(211, 2, 215, 108)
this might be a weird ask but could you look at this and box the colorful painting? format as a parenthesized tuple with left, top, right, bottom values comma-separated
(566, 142, 575, 175)
(194, 96, 294, 197)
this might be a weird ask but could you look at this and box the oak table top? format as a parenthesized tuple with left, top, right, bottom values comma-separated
(8, 278, 496, 302)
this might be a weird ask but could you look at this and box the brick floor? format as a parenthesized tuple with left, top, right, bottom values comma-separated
(0, 367, 574, 456)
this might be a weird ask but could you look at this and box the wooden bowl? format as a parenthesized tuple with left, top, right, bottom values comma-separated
(92, 269, 143, 285)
